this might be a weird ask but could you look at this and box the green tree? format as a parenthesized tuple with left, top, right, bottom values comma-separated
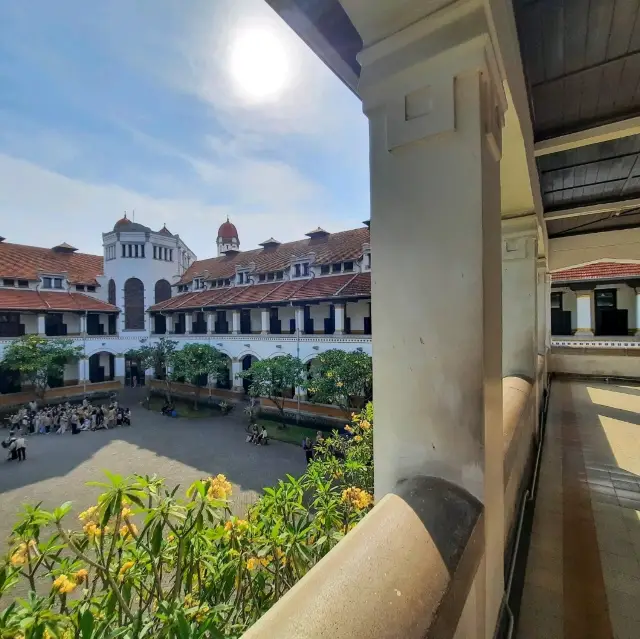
(239, 355, 305, 427)
(170, 343, 228, 409)
(307, 349, 372, 414)
(1, 335, 84, 401)
(125, 337, 178, 407)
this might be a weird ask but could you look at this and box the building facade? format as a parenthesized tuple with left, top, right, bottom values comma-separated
(0, 217, 372, 394)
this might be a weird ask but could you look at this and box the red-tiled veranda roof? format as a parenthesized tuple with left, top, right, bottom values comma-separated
(551, 261, 640, 283)
(0, 289, 118, 312)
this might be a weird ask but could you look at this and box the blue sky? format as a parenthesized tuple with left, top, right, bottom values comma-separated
(0, 0, 369, 258)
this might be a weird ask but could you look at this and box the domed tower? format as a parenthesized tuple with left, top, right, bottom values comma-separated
(217, 217, 240, 256)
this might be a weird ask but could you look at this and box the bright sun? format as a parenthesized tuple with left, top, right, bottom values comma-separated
(229, 27, 290, 102)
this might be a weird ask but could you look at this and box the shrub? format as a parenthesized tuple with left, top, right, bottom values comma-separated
(0, 405, 375, 638)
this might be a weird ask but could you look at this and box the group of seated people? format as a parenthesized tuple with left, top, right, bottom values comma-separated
(4, 397, 132, 441)
(160, 400, 178, 417)
(246, 423, 269, 446)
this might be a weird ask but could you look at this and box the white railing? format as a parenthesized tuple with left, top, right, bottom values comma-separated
(552, 337, 640, 349)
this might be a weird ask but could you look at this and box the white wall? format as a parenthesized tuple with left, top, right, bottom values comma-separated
(615, 284, 636, 331)
(20, 314, 38, 334)
(309, 304, 329, 333)
(549, 228, 640, 271)
(347, 300, 369, 333)
(63, 313, 81, 334)
(250, 309, 261, 333)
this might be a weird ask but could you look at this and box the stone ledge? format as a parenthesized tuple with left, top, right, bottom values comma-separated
(242, 476, 483, 639)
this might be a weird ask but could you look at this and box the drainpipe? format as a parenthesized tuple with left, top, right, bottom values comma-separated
(83, 310, 88, 398)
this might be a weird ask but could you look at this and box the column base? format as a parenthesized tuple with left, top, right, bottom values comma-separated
(261, 330, 269, 335)
(575, 330, 594, 337)
(335, 330, 344, 336)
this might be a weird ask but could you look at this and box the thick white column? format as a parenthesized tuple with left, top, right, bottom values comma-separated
(231, 358, 242, 392)
(635, 289, 640, 336)
(536, 260, 547, 356)
(114, 355, 125, 384)
(80, 314, 87, 336)
(295, 307, 304, 335)
(37, 314, 46, 335)
(354, 6, 506, 635)
(207, 312, 215, 334)
(184, 313, 193, 335)
(261, 309, 270, 335)
(502, 216, 538, 380)
(78, 358, 88, 382)
(575, 290, 594, 336)
(232, 310, 240, 335)
(334, 303, 345, 335)
(545, 274, 552, 349)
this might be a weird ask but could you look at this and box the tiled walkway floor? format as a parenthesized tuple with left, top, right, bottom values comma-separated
(517, 380, 640, 639)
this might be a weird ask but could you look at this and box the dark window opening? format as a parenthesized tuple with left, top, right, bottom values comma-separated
(3, 279, 15, 287)
(87, 285, 96, 292)
(267, 272, 275, 281)
(550, 292, 562, 310)
(108, 315, 117, 335)
(193, 312, 207, 334)
(276, 271, 283, 280)
(215, 310, 229, 334)
(270, 307, 282, 334)
(294, 264, 301, 277)
(124, 277, 145, 330)
(174, 313, 186, 335)
(332, 263, 341, 273)
(108, 279, 116, 306)
(42, 277, 52, 289)
(303, 263, 310, 276)
(320, 265, 330, 275)
(0, 312, 24, 338)
(324, 305, 335, 335)
(75, 285, 85, 292)
(45, 313, 67, 337)
(304, 306, 314, 334)
(240, 309, 251, 334)
(155, 279, 171, 304)
(53, 278, 63, 289)
(343, 261, 354, 272)
(86, 314, 104, 336)
(259, 274, 266, 282)
(154, 314, 167, 335)
(17, 280, 28, 288)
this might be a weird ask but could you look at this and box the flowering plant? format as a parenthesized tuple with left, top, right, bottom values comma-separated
(0, 405, 374, 638)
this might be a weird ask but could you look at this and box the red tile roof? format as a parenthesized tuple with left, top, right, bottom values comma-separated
(179, 227, 370, 284)
(0, 242, 104, 285)
(551, 261, 640, 283)
(149, 273, 371, 311)
(0, 289, 118, 312)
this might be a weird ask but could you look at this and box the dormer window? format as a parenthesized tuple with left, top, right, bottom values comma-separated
(194, 278, 205, 290)
(293, 262, 310, 279)
(237, 271, 251, 285)
(259, 274, 266, 282)
(320, 265, 330, 275)
(42, 277, 63, 290)
(276, 271, 284, 280)
(267, 272, 275, 281)
(344, 261, 354, 272)
(332, 263, 341, 273)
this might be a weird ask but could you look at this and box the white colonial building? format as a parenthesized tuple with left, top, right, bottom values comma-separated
(0, 217, 372, 394)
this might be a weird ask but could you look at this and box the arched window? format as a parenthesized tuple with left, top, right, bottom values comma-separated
(154, 279, 171, 304)
(124, 278, 145, 330)
(108, 279, 116, 306)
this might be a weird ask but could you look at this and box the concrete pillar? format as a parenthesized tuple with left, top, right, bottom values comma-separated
(545, 274, 552, 350)
(207, 312, 215, 334)
(232, 310, 240, 335)
(502, 216, 538, 380)
(114, 355, 125, 385)
(295, 307, 304, 335)
(575, 290, 594, 336)
(78, 358, 88, 382)
(79, 314, 87, 336)
(231, 358, 242, 392)
(635, 288, 640, 336)
(185, 313, 193, 335)
(261, 309, 270, 335)
(353, 5, 506, 635)
(536, 260, 547, 356)
(37, 314, 46, 335)
(334, 303, 345, 335)
(150, 315, 156, 335)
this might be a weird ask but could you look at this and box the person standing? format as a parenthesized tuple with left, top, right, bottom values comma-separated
(302, 437, 313, 464)
(15, 436, 26, 461)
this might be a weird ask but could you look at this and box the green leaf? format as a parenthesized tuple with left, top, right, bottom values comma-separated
(151, 523, 163, 555)
(80, 609, 94, 639)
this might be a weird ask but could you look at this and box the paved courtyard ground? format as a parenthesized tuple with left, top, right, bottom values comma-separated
(0, 394, 307, 549)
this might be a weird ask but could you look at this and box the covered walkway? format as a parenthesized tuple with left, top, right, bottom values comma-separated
(519, 380, 640, 639)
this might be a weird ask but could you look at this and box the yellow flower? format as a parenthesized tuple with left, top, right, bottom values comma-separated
(354, 435, 362, 442)
(336, 381, 343, 387)
(78, 506, 98, 523)
(118, 561, 135, 581)
(246, 557, 259, 571)
(74, 568, 89, 583)
(332, 470, 343, 479)
(120, 507, 132, 519)
(52, 574, 77, 594)
(359, 420, 371, 430)
(184, 593, 197, 608)
(224, 521, 233, 532)
(10, 548, 26, 567)
(259, 557, 271, 567)
(344, 425, 353, 433)
(224, 518, 248, 534)
(327, 371, 333, 378)
(341, 487, 374, 510)
(10, 540, 38, 566)
(119, 523, 138, 539)
(194, 604, 210, 622)
(206, 474, 232, 500)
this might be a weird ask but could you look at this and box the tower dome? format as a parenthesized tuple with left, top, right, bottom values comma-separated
(216, 217, 240, 256)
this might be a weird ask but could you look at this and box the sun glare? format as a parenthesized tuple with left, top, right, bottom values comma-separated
(229, 27, 290, 102)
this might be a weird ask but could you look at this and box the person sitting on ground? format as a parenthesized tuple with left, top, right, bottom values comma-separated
(123, 408, 131, 426)
(116, 409, 123, 427)
(257, 426, 268, 446)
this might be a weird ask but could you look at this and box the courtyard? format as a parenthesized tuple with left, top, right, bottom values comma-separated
(0, 395, 307, 549)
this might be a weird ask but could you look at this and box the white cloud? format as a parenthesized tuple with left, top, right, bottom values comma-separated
(0, 153, 346, 258)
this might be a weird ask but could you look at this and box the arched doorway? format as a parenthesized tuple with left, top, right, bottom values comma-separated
(124, 278, 145, 330)
(241, 354, 258, 393)
(154, 279, 171, 303)
(216, 355, 232, 390)
(89, 352, 115, 383)
(125, 354, 145, 387)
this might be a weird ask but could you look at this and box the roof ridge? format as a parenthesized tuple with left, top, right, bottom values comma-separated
(334, 272, 360, 296)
